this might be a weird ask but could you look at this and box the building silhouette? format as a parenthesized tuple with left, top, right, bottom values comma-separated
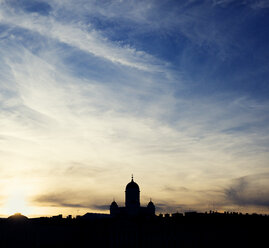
(110, 176, 155, 217)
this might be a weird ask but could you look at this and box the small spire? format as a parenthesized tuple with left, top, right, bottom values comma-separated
(131, 174, 133, 181)
(150, 198, 152, 202)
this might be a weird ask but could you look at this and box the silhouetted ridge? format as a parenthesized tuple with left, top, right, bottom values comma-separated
(7, 213, 28, 222)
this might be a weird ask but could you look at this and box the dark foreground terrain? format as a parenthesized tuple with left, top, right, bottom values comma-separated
(0, 213, 268, 248)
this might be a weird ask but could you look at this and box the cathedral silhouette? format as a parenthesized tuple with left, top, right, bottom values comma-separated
(110, 176, 155, 217)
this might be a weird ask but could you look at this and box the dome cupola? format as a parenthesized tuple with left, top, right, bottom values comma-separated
(110, 200, 119, 216)
(125, 176, 140, 191)
(125, 175, 140, 210)
(110, 200, 118, 208)
(147, 200, 155, 208)
(147, 199, 155, 216)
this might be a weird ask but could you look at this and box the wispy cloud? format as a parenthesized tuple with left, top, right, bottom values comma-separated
(1, 39, 268, 213)
(0, 0, 268, 215)
(213, 0, 269, 9)
(0, 2, 165, 72)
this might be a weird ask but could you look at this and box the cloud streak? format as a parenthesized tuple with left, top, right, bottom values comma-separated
(1, 39, 269, 214)
(0, 0, 268, 216)
(0, 2, 165, 72)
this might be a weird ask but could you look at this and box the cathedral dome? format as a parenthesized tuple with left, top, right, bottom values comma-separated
(147, 200, 155, 208)
(110, 201, 118, 208)
(147, 200, 155, 215)
(110, 200, 119, 216)
(125, 178, 140, 191)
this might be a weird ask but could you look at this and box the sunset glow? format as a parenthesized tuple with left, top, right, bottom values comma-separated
(0, 0, 269, 217)
(1, 180, 30, 216)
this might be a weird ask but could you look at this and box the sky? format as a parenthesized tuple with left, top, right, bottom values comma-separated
(0, 0, 269, 217)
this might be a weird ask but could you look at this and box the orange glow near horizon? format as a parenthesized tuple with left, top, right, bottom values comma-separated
(2, 190, 30, 216)
(1, 179, 37, 217)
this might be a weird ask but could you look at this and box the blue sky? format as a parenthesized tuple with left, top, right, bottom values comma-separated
(0, 0, 269, 216)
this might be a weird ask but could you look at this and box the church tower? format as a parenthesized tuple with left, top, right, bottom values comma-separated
(147, 199, 155, 216)
(110, 200, 119, 217)
(125, 175, 140, 215)
(109, 176, 155, 217)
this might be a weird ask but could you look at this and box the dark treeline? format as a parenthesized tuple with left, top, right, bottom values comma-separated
(0, 212, 268, 248)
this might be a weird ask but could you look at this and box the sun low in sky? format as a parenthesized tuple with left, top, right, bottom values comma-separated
(0, 0, 269, 217)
